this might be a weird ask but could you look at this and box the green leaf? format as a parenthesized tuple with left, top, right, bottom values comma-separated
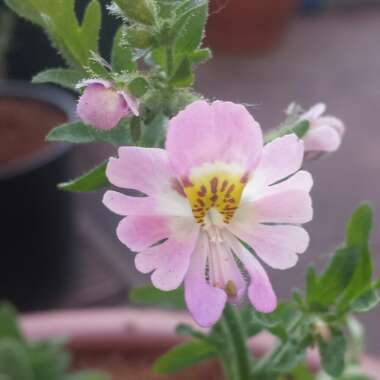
(126, 25, 155, 49)
(153, 339, 217, 374)
(282, 365, 315, 380)
(4, 0, 43, 26)
(129, 285, 186, 309)
(47, 122, 96, 144)
(32, 68, 84, 91)
(80, 0, 102, 54)
(112, 26, 136, 73)
(140, 113, 167, 147)
(311, 247, 359, 308)
(350, 286, 380, 313)
(338, 204, 374, 312)
(170, 57, 193, 87)
(318, 329, 347, 377)
(29, 340, 70, 380)
(0, 304, 23, 341)
(306, 266, 319, 306)
(128, 77, 149, 97)
(114, 0, 158, 25)
(173, 0, 208, 53)
(189, 48, 212, 65)
(47, 120, 133, 146)
(58, 161, 109, 192)
(0, 338, 33, 380)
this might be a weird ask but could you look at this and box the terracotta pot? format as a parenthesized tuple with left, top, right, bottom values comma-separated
(21, 308, 380, 380)
(205, 0, 300, 55)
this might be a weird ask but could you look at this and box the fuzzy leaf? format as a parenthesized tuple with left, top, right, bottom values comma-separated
(80, 0, 102, 54)
(264, 120, 310, 144)
(112, 26, 136, 73)
(58, 161, 109, 192)
(47, 122, 96, 144)
(189, 48, 212, 64)
(128, 77, 149, 97)
(126, 25, 155, 48)
(32, 68, 84, 91)
(153, 339, 216, 374)
(114, 0, 157, 25)
(130, 285, 186, 309)
(173, 0, 208, 53)
(318, 329, 347, 377)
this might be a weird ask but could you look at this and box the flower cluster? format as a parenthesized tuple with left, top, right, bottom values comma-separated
(103, 100, 313, 327)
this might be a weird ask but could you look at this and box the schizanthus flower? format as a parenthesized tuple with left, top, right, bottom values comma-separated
(103, 101, 313, 327)
(76, 79, 139, 130)
(298, 103, 345, 156)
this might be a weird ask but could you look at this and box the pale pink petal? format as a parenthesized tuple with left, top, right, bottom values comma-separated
(228, 223, 309, 270)
(166, 100, 263, 179)
(268, 170, 313, 194)
(116, 215, 170, 251)
(135, 224, 199, 291)
(253, 189, 313, 224)
(77, 84, 130, 130)
(254, 134, 304, 188)
(228, 235, 277, 313)
(185, 235, 227, 327)
(106, 147, 172, 195)
(304, 125, 342, 152)
(103, 191, 155, 216)
(119, 90, 140, 116)
(317, 116, 345, 136)
(300, 103, 326, 120)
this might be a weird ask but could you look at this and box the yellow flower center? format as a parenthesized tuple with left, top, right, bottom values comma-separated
(182, 163, 248, 226)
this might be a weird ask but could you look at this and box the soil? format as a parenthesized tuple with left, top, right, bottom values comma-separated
(0, 97, 67, 164)
(73, 349, 222, 380)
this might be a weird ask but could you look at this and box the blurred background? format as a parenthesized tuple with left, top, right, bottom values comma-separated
(0, 0, 379, 355)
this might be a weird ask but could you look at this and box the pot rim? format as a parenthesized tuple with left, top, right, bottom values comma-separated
(20, 307, 380, 378)
(0, 80, 76, 180)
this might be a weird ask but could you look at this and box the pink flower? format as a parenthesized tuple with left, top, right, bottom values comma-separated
(103, 100, 313, 327)
(299, 103, 345, 156)
(76, 79, 139, 130)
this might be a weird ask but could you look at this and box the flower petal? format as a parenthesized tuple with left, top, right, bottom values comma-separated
(116, 215, 170, 251)
(135, 223, 199, 291)
(106, 147, 172, 195)
(228, 223, 310, 270)
(228, 235, 277, 313)
(301, 103, 326, 120)
(103, 191, 155, 216)
(304, 125, 342, 152)
(185, 234, 227, 327)
(166, 100, 263, 179)
(253, 134, 304, 188)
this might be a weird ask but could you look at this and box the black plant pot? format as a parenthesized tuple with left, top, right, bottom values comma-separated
(0, 81, 76, 311)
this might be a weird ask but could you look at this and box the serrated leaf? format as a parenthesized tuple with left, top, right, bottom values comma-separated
(318, 329, 347, 377)
(129, 285, 186, 309)
(0, 338, 33, 380)
(112, 26, 136, 73)
(0, 304, 23, 341)
(153, 339, 216, 374)
(170, 57, 193, 87)
(58, 161, 109, 192)
(173, 0, 208, 53)
(32, 68, 84, 91)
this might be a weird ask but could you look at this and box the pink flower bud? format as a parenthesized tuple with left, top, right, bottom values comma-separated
(76, 79, 139, 130)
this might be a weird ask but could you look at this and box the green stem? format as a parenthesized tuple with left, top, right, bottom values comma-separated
(221, 305, 252, 380)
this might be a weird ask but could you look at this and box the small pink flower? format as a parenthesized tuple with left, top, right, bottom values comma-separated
(103, 100, 313, 327)
(299, 103, 345, 156)
(76, 79, 139, 130)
